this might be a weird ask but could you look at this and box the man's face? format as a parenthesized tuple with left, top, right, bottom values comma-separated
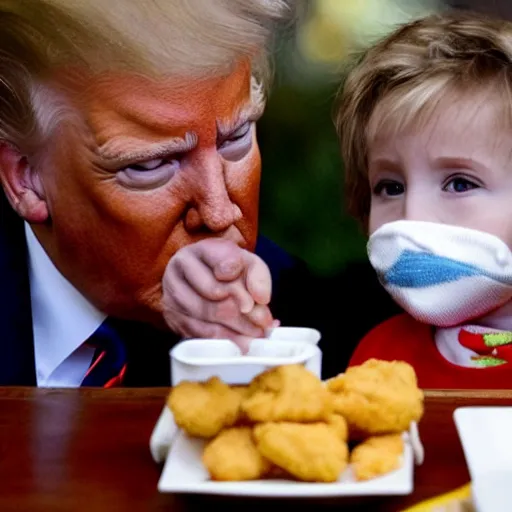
(33, 62, 263, 324)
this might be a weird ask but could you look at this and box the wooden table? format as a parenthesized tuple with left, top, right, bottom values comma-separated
(1, 388, 511, 512)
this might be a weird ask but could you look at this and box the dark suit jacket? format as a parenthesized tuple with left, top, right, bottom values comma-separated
(0, 192, 399, 386)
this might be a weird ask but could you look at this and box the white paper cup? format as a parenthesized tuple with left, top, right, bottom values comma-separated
(170, 327, 322, 386)
(266, 326, 321, 345)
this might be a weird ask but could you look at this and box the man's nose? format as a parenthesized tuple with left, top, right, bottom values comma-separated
(184, 153, 242, 233)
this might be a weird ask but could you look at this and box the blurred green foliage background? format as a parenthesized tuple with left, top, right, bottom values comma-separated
(258, 76, 366, 276)
(257, 0, 510, 275)
(257, 0, 444, 276)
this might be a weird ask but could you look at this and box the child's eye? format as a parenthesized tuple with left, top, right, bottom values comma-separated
(373, 179, 404, 197)
(443, 176, 480, 193)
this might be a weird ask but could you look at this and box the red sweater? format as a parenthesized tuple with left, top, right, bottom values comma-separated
(349, 314, 512, 389)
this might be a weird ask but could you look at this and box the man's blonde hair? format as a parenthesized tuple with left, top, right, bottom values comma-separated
(0, 0, 295, 157)
(335, 10, 512, 227)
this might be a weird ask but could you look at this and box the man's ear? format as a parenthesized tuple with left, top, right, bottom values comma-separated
(0, 142, 49, 223)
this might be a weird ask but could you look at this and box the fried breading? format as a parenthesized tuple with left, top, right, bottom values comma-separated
(253, 422, 349, 483)
(202, 427, 272, 481)
(167, 377, 242, 438)
(231, 385, 250, 399)
(350, 434, 404, 481)
(241, 364, 333, 423)
(265, 465, 290, 479)
(327, 359, 424, 437)
(326, 413, 349, 442)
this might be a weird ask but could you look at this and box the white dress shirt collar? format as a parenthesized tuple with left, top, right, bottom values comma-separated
(25, 223, 106, 386)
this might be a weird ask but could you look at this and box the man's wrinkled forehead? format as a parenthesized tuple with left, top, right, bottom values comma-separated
(74, 60, 260, 145)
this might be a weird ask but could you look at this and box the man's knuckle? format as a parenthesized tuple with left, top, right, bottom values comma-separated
(208, 283, 225, 300)
(214, 299, 238, 323)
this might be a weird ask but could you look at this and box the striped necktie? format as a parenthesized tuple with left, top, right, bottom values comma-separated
(81, 318, 128, 388)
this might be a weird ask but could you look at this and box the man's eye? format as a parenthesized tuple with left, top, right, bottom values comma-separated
(127, 159, 165, 171)
(218, 122, 253, 161)
(373, 180, 404, 197)
(117, 158, 179, 190)
(220, 122, 251, 147)
(443, 176, 479, 193)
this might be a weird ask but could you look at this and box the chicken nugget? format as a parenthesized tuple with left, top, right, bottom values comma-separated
(202, 427, 272, 481)
(231, 385, 250, 400)
(350, 434, 404, 481)
(241, 364, 332, 423)
(265, 465, 291, 479)
(327, 359, 423, 437)
(326, 413, 349, 442)
(254, 422, 349, 482)
(167, 377, 242, 438)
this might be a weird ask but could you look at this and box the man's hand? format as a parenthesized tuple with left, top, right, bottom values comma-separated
(162, 238, 278, 351)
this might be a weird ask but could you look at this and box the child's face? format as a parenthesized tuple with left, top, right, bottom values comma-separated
(367, 95, 512, 248)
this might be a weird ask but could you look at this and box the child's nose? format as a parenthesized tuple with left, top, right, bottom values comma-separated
(403, 194, 438, 223)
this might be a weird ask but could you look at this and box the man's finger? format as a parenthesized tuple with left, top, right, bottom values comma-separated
(244, 253, 272, 305)
(193, 239, 246, 282)
(162, 271, 207, 318)
(162, 273, 264, 337)
(174, 315, 256, 353)
(244, 304, 274, 330)
(224, 278, 255, 314)
(203, 296, 265, 337)
(176, 254, 232, 302)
